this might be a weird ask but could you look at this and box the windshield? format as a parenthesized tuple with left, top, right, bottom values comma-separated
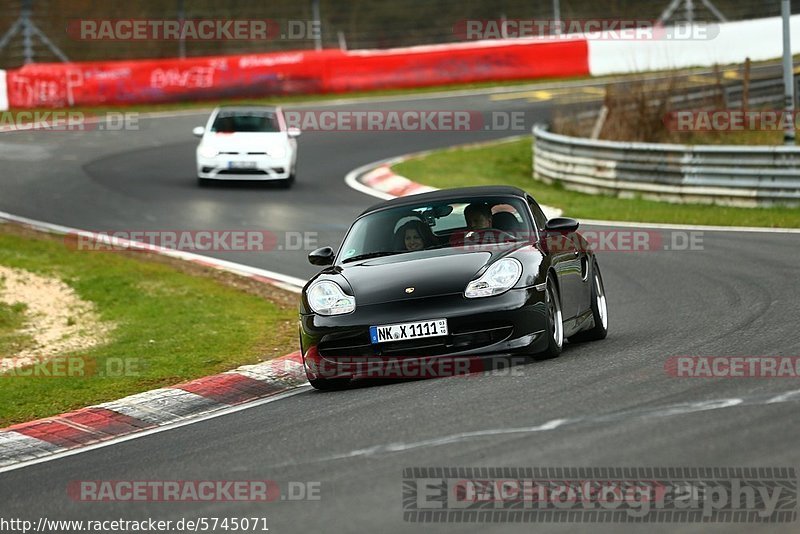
(210, 111, 281, 133)
(338, 196, 533, 264)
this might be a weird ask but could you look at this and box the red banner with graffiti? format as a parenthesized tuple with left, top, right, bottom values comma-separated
(3, 39, 588, 109)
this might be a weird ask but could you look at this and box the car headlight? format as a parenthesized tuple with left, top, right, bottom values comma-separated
(269, 145, 287, 158)
(465, 258, 523, 298)
(307, 281, 356, 315)
(198, 145, 218, 158)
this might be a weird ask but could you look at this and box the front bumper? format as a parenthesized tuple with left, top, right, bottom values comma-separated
(196, 154, 293, 180)
(300, 287, 548, 381)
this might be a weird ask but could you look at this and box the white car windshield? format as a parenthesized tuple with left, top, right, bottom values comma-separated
(210, 111, 281, 133)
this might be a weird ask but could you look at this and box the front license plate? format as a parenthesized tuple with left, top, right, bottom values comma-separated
(370, 319, 448, 344)
(228, 161, 257, 169)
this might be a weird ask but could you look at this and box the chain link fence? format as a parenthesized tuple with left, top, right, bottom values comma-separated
(0, 0, 795, 67)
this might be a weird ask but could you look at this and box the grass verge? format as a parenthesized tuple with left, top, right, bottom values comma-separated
(0, 301, 33, 358)
(392, 137, 800, 228)
(0, 223, 299, 426)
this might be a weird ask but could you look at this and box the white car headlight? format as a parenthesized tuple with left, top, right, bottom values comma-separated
(465, 258, 523, 298)
(307, 281, 356, 315)
(198, 145, 218, 158)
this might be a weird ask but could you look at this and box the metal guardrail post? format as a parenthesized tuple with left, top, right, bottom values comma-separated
(312, 0, 322, 51)
(782, 0, 795, 145)
(177, 0, 186, 59)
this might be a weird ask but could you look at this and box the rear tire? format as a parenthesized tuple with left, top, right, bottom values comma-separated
(535, 277, 564, 360)
(570, 259, 608, 342)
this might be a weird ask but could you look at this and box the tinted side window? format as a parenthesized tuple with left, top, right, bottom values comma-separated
(527, 197, 547, 230)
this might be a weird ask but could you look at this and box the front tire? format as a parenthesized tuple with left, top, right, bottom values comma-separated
(535, 277, 564, 360)
(279, 172, 295, 189)
(571, 259, 608, 342)
(308, 376, 350, 391)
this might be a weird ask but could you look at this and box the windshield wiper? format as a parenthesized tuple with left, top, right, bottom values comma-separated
(342, 251, 404, 264)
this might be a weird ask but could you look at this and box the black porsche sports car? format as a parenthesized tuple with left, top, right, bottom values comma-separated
(300, 186, 608, 389)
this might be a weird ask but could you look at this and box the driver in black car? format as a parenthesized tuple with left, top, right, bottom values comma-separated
(464, 202, 493, 230)
(447, 202, 494, 247)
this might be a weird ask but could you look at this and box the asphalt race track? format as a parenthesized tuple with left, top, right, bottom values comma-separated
(1, 76, 800, 533)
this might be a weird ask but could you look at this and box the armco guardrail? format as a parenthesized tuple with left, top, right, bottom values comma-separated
(532, 124, 800, 207)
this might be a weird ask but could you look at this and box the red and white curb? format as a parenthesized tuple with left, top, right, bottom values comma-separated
(0, 353, 306, 469)
(0, 212, 309, 469)
(361, 165, 438, 198)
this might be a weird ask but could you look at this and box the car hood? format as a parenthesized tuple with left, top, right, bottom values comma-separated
(201, 132, 287, 153)
(337, 248, 505, 305)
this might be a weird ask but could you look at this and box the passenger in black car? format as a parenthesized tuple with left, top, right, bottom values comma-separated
(395, 220, 436, 251)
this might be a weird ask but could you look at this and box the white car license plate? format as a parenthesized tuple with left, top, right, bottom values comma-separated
(370, 319, 448, 344)
(229, 161, 257, 169)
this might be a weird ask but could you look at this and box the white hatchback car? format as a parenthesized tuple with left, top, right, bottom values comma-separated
(193, 106, 300, 187)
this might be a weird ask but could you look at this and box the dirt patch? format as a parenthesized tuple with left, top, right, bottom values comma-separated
(0, 266, 115, 369)
(0, 222, 300, 364)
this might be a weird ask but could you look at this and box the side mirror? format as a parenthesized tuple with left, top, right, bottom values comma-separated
(540, 218, 580, 255)
(309, 246, 335, 266)
(287, 127, 301, 138)
(192, 126, 205, 138)
(544, 217, 579, 234)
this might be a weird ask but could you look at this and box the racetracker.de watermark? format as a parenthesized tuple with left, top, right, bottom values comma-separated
(666, 356, 800, 378)
(305, 355, 528, 380)
(665, 110, 800, 132)
(453, 19, 719, 40)
(64, 230, 318, 253)
(0, 356, 144, 378)
(0, 111, 139, 132)
(454, 229, 704, 253)
(282, 110, 528, 132)
(403, 467, 798, 522)
(68, 480, 320, 502)
(67, 19, 320, 41)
